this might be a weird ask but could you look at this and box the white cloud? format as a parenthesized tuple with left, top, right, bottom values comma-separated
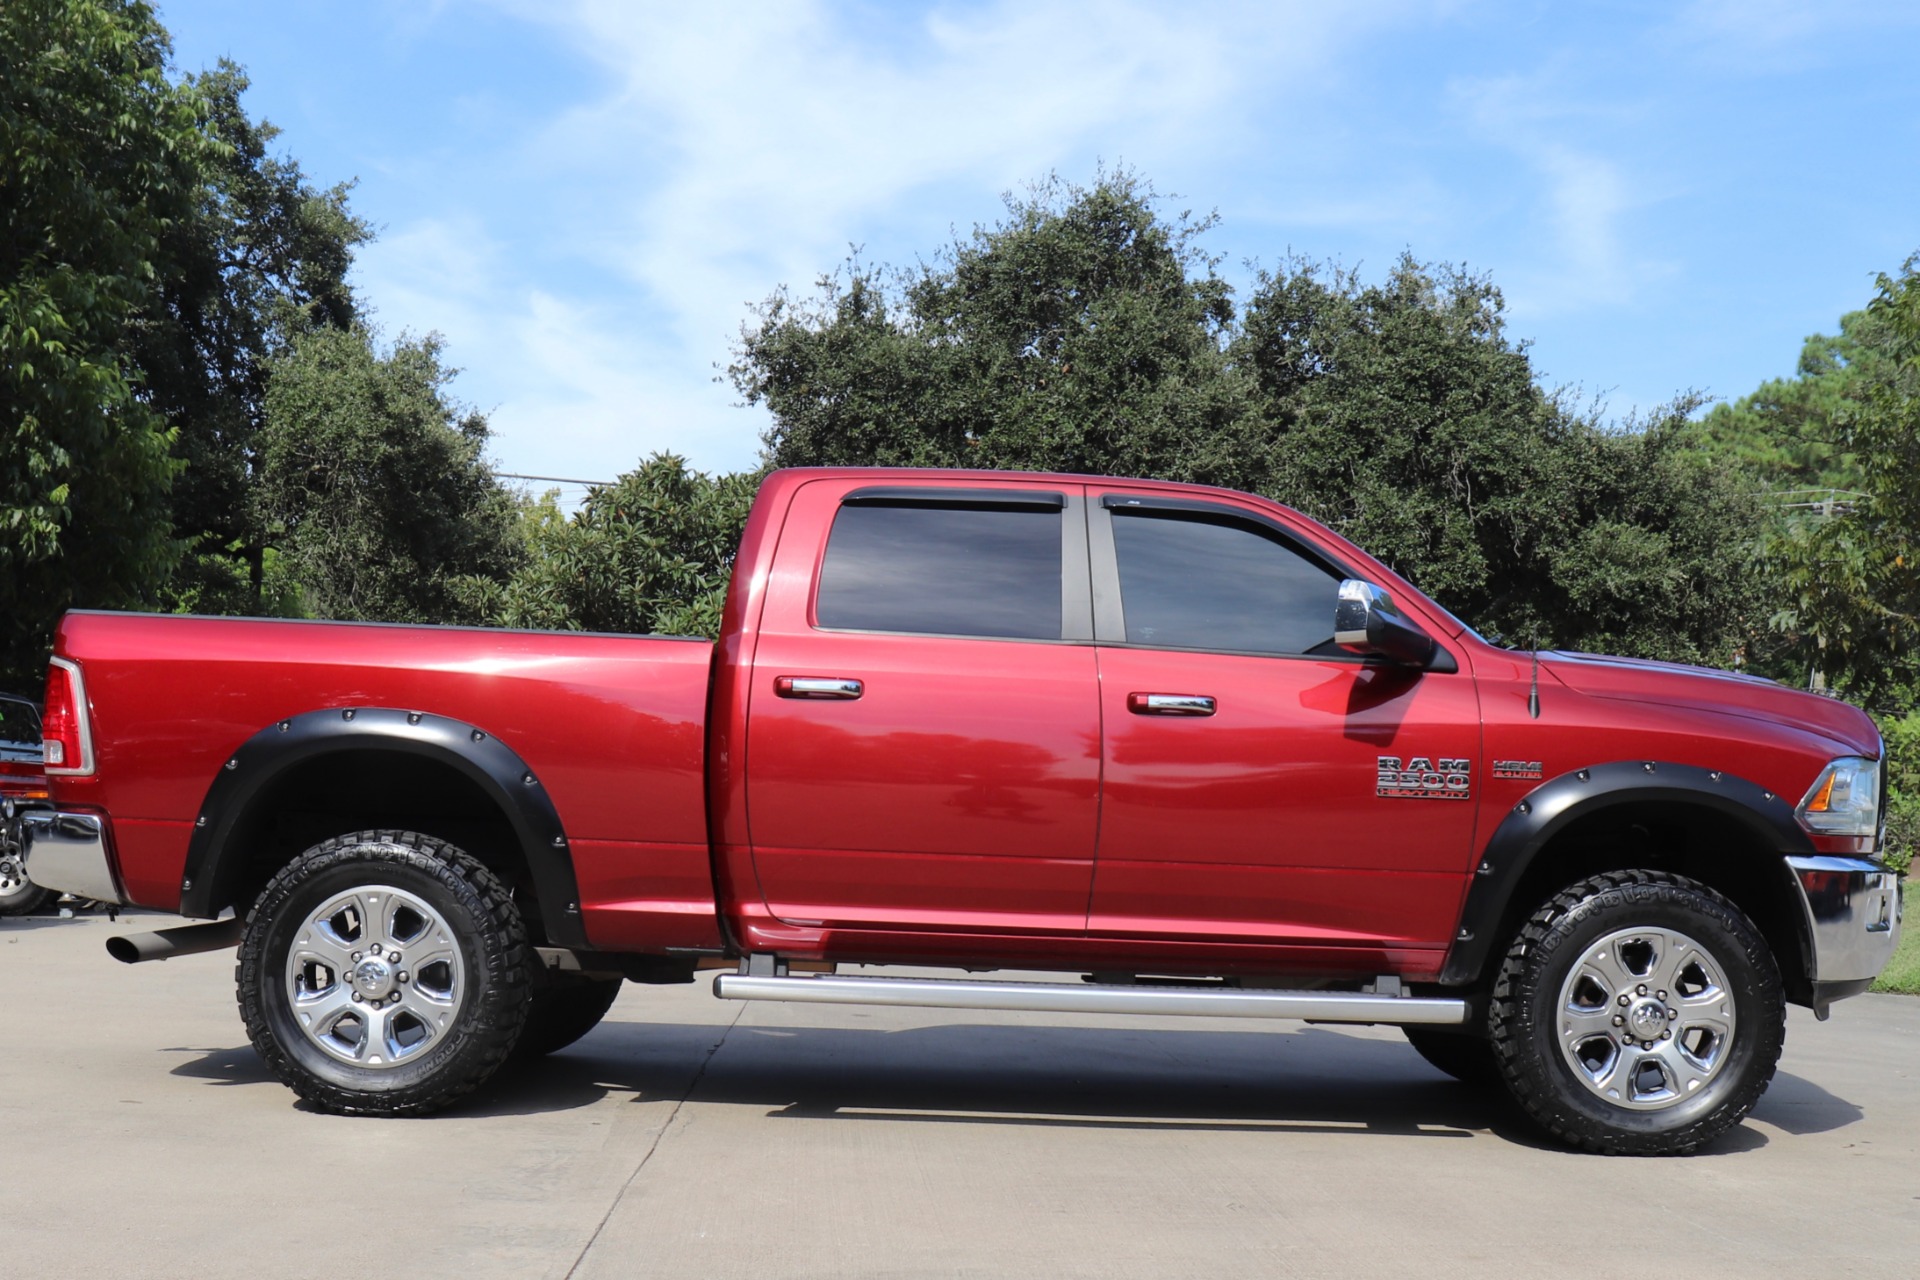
(1447, 67, 1673, 317)
(1665, 0, 1920, 71)
(351, 0, 1429, 482)
(356, 223, 744, 486)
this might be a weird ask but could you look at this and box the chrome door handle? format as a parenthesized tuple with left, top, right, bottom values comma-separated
(775, 676, 864, 700)
(1127, 693, 1215, 716)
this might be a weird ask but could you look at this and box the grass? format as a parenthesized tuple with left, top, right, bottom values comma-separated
(1870, 904, 1920, 994)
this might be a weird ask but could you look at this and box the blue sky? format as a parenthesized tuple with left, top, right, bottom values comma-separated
(155, 1, 1920, 496)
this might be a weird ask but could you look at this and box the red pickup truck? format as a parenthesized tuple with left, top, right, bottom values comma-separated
(22, 468, 1901, 1154)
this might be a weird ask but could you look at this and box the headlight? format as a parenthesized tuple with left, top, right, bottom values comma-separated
(1797, 757, 1881, 837)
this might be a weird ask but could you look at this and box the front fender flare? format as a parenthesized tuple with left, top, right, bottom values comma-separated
(179, 707, 587, 949)
(1437, 759, 1815, 987)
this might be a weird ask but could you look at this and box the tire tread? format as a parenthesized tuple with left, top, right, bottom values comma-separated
(236, 830, 532, 1116)
(1489, 868, 1784, 1156)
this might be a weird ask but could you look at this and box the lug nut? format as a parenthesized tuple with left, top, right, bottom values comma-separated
(371, 944, 383, 958)
(1668, 1007, 1678, 1018)
(1636, 984, 1648, 996)
(1618, 995, 1630, 1006)
(1612, 1015, 1625, 1026)
(351, 992, 363, 1003)
(397, 971, 409, 983)
(1656, 990, 1667, 1000)
(1661, 1030, 1672, 1040)
(352, 952, 362, 962)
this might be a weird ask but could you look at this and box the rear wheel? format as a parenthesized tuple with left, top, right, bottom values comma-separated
(1490, 869, 1784, 1155)
(237, 831, 532, 1115)
(513, 969, 624, 1060)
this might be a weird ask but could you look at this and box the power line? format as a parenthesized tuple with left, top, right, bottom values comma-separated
(1757, 487, 1868, 516)
(497, 472, 612, 487)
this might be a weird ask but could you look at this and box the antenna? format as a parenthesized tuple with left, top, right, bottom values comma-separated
(1528, 645, 1541, 719)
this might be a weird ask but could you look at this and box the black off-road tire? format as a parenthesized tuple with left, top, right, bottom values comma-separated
(1490, 869, 1785, 1156)
(237, 830, 533, 1116)
(1403, 1026, 1501, 1087)
(0, 865, 54, 916)
(512, 969, 624, 1061)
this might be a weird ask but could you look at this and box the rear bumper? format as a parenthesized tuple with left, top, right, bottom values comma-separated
(19, 809, 123, 904)
(1786, 855, 1901, 1012)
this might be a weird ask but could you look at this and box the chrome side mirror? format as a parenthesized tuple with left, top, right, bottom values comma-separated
(1334, 579, 1437, 667)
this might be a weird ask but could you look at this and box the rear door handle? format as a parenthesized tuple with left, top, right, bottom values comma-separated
(775, 676, 864, 700)
(1127, 693, 1215, 716)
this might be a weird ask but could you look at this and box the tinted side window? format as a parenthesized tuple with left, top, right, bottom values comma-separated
(1110, 509, 1340, 654)
(817, 503, 1063, 640)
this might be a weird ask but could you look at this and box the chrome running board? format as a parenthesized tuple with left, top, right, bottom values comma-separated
(713, 972, 1466, 1026)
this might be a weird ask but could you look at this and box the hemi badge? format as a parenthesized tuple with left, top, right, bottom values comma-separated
(1493, 760, 1543, 780)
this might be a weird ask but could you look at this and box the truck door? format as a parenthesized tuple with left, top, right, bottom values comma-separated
(745, 478, 1100, 935)
(1085, 491, 1481, 961)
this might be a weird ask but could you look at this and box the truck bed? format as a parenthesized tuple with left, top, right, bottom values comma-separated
(53, 612, 720, 949)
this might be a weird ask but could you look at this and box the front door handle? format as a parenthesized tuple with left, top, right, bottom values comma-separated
(1127, 693, 1215, 716)
(775, 676, 864, 700)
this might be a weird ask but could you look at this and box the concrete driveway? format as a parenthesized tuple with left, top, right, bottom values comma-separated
(4, 911, 1915, 1279)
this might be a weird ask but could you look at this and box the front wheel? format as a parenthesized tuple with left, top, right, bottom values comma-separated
(1490, 869, 1784, 1155)
(237, 831, 533, 1115)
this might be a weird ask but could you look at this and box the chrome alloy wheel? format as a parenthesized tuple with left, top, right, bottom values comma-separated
(284, 885, 465, 1069)
(1557, 925, 1736, 1111)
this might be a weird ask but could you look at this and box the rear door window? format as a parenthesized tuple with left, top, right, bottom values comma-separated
(817, 499, 1065, 640)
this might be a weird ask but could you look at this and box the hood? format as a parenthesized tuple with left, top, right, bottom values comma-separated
(1542, 651, 1882, 759)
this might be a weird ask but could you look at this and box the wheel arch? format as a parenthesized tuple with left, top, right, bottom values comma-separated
(1440, 760, 1817, 1006)
(180, 708, 587, 948)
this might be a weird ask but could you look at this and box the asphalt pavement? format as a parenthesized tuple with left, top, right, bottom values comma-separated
(4, 910, 1916, 1279)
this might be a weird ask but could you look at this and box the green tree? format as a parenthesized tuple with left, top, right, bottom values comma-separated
(482, 455, 758, 638)
(1761, 259, 1920, 708)
(0, 0, 206, 684)
(1691, 309, 1890, 499)
(1878, 711, 1920, 874)
(140, 61, 369, 614)
(732, 174, 1765, 665)
(256, 327, 521, 623)
(736, 172, 1255, 481)
(1233, 258, 1767, 662)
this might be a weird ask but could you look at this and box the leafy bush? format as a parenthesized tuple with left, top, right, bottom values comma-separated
(1878, 711, 1920, 875)
(479, 454, 759, 639)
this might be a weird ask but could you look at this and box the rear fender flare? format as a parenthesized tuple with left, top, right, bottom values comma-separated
(1438, 759, 1814, 987)
(179, 707, 587, 949)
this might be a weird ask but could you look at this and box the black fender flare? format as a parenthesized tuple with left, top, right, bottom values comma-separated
(178, 707, 587, 949)
(1437, 759, 1816, 987)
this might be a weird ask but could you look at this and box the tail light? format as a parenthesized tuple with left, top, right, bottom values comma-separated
(0, 759, 49, 800)
(43, 656, 95, 776)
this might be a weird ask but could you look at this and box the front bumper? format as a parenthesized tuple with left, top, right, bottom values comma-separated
(19, 810, 123, 905)
(1786, 855, 1902, 1014)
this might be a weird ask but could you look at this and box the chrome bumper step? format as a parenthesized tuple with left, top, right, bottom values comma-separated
(713, 972, 1466, 1026)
